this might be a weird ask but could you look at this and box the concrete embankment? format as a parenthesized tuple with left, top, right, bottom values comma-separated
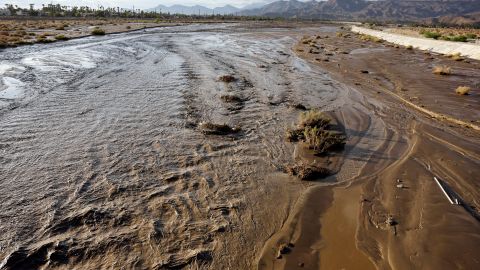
(351, 26, 480, 60)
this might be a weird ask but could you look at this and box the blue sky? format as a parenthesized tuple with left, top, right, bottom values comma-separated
(2, 0, 284, 9)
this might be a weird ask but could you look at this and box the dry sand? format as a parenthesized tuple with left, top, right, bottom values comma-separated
(0, 18, 183, 47)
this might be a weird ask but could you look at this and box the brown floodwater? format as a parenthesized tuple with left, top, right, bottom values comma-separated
(0, 23, 370, 269)
(1, 23, 479, 270)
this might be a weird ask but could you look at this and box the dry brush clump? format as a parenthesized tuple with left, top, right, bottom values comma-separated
(91, 27, 106, 35)
(359, 34, 383, 43)
(449, 52, 464, 61)
(303, 126, 346, 154)
(287, 110, 346, 155)
(285, 164, 331, 181)
(455, 86, 471, 95)
(432, 65, 451, 75)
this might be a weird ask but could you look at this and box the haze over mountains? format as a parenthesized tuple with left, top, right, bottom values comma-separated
(147, 0, 479, 24)
(147, 1, 278, 15)
(147, 4, 241, 15)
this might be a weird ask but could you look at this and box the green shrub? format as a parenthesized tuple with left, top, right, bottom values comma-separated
(54, 34, 68, 41)
(465, 33, 477, 39)
(422, 31, 442, 39)
(441, 35, 468, 42)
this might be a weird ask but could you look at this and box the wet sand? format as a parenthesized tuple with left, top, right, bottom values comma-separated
(0, 22, 479, 269)
(281, 26, 480, 269)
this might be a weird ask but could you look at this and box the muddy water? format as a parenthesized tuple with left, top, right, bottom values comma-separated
(0, 24, 377, 269)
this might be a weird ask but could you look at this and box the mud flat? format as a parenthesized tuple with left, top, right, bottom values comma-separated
(289, 25, 480, 269)
(0, 22, 479, 269)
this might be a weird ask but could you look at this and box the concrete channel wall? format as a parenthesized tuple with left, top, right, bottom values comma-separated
(351, 26, 480, 60)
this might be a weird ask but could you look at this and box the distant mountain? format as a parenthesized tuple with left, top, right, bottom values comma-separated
(242, 0, 279, 10)
(147, 4, 240, 15)
(242, 0, 480, 23)
(214, 5, 241, 15)
(426, 11, 480, 26)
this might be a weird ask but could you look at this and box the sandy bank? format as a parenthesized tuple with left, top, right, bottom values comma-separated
(351, 25, 480, 60)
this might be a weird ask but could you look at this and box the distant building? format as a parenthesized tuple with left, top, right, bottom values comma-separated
(0, 8, 11, 16)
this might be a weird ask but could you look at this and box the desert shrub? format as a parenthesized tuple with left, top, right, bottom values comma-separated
(449, 52, 464, 61)
(441, 35, 468, 42)
(455, 86, 470, 95)
(449, 35, 468, 42)
(91, 27, 106, 35)
(298, 110, 331, 129)
(287, 109, 346, 155)
(285, 164, 331, 180)
(465, 33, 477, 39)
(126, 26, 131, 29)
(422, 31, 442, 39)
(55, 25, 65, 30)
(303, 126, 346, 154)
(286, 128, 304, 142)
(55, 34, 68, 41)
(432, 65, 451, 75)
(359, 34, 383, 43)
(36, 37, 54, 43)
(405, 45, 413, 50)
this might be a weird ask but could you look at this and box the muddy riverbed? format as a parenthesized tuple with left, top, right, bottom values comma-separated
(0, 23, 479, 269)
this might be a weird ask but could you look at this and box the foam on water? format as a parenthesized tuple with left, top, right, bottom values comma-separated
(22, 49, 99, 72)
(0, 77, 25, 99)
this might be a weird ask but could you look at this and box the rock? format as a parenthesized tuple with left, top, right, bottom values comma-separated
(396, 184, 404, 189)
(360, 70, 369, 74)
(386, 216, 397, 226)
(278, 243, 292, 257)
(218, 75, 236, 83)
(293, 103, 307, 110)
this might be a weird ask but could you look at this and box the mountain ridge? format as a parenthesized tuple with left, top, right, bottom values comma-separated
(242, 0, 480, 23)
